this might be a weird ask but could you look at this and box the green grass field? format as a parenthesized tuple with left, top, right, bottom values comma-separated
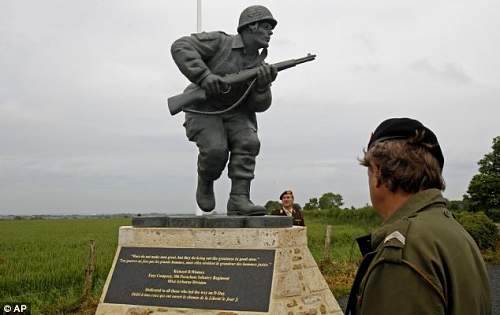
(305, 217, 375, 296)
(0, 217, 370, 314)
(1, 215, 497, 314)
(0, 218, 130, 314)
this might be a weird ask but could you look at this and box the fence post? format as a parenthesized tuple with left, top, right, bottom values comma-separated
(323, 225, 332, 261)
(83, 239, 97, 301)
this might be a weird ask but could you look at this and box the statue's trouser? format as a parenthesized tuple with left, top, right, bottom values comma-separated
(184, 111, 266, 215)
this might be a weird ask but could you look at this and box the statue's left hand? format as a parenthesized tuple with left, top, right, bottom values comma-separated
(255, 64, 277, 89)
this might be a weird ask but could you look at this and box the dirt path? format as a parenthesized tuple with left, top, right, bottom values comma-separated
(488, 264, 500, 315)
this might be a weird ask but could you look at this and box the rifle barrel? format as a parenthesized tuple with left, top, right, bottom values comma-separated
(168, 53, 316, 116)
(273, 53, 316, 71)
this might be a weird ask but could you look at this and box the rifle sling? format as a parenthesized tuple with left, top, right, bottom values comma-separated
(183, 79, 257, 115)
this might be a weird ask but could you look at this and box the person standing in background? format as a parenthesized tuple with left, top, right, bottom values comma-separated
(272, 190, 305, 226)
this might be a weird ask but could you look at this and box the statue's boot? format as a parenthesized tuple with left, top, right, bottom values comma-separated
(227, 179, 266, 216)
(196, 176, 215, 212)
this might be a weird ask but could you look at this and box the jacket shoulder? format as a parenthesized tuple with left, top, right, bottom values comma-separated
(379, 208, 453, 260)
(191, 31, 230, 41)
(375, 219, 410, 264)
(405, 207, 469, 249)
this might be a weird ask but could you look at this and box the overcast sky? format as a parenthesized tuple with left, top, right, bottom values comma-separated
(1, 0, 499, 215)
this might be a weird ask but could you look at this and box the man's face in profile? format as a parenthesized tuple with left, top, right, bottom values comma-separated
(251, 21, 274, 49)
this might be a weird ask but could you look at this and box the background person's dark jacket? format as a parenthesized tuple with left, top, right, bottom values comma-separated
(271, 207, 305, 226)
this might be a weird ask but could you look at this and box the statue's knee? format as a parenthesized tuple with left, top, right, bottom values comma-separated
(199, 146, 228, 180)
(205, 146, 229, 162)
(239, 134, 260, 155)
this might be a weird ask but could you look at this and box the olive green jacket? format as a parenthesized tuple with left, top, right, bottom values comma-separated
(346, 189, 491, 315)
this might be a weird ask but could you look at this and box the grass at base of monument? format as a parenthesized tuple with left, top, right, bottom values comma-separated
(0, 218, 130, 314)
(304, 216, 375, 297)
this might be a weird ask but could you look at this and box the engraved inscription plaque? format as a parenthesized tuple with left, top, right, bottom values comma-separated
(104, 247, 275, 312)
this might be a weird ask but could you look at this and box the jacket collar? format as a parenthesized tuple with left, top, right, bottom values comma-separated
(384, 188, 447, 225)
(232, 34, 268, 62)
(232, 34, 245, 49)
(367, 189, 447, 252)
(357, 188, 446, 256)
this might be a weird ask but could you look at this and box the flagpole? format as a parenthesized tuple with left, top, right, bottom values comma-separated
(197, 0, 202, 32)
(195, 0, 205, 216)
(195, 2, 202, 216)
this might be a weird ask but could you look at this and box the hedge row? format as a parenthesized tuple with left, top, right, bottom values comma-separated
(305, 208, 498, 251)
(455, 211, 499, 251)
(303, 206, 382, 226)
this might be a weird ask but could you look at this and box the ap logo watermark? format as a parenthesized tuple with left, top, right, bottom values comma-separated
(2, 303, 31, 314)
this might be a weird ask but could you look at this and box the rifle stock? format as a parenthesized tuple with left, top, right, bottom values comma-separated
(167, 53, 316, 116)
(168, 87, 207, 116)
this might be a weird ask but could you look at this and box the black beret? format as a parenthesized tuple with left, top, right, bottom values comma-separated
(280, 190, 293, 200)
(367, 118, 444, 170)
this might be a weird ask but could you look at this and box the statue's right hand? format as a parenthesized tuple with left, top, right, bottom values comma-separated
(200, 74, 226, 96)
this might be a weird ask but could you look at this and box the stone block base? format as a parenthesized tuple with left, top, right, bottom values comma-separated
(96, 226, 343, 315)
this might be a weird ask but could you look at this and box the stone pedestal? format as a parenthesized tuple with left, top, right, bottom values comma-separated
(97, 226, 343, 315)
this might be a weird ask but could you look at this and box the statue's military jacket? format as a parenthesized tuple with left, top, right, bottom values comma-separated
(346, 189, 491, 315)
(171, 31, 272, 114)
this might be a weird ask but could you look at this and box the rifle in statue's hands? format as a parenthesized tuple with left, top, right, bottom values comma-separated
(167, 53, 316, 116)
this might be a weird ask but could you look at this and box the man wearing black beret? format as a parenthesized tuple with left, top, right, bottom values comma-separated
(346, 118, 491, 315)
(271, 190, 305, 226)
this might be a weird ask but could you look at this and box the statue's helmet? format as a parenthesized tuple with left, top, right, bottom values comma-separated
(237, 5, 277, 33)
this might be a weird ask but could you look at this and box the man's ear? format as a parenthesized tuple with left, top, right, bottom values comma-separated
(372, 164, 383, 188)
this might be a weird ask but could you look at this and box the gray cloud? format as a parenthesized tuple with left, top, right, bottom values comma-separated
(351, 64, 381, 73)
(410, 59, 473, 84)
(352, 33, 377, 53)
(1, 0, 499, 214)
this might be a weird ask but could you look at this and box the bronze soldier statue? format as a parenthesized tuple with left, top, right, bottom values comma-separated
(170, 6, 279, 216)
